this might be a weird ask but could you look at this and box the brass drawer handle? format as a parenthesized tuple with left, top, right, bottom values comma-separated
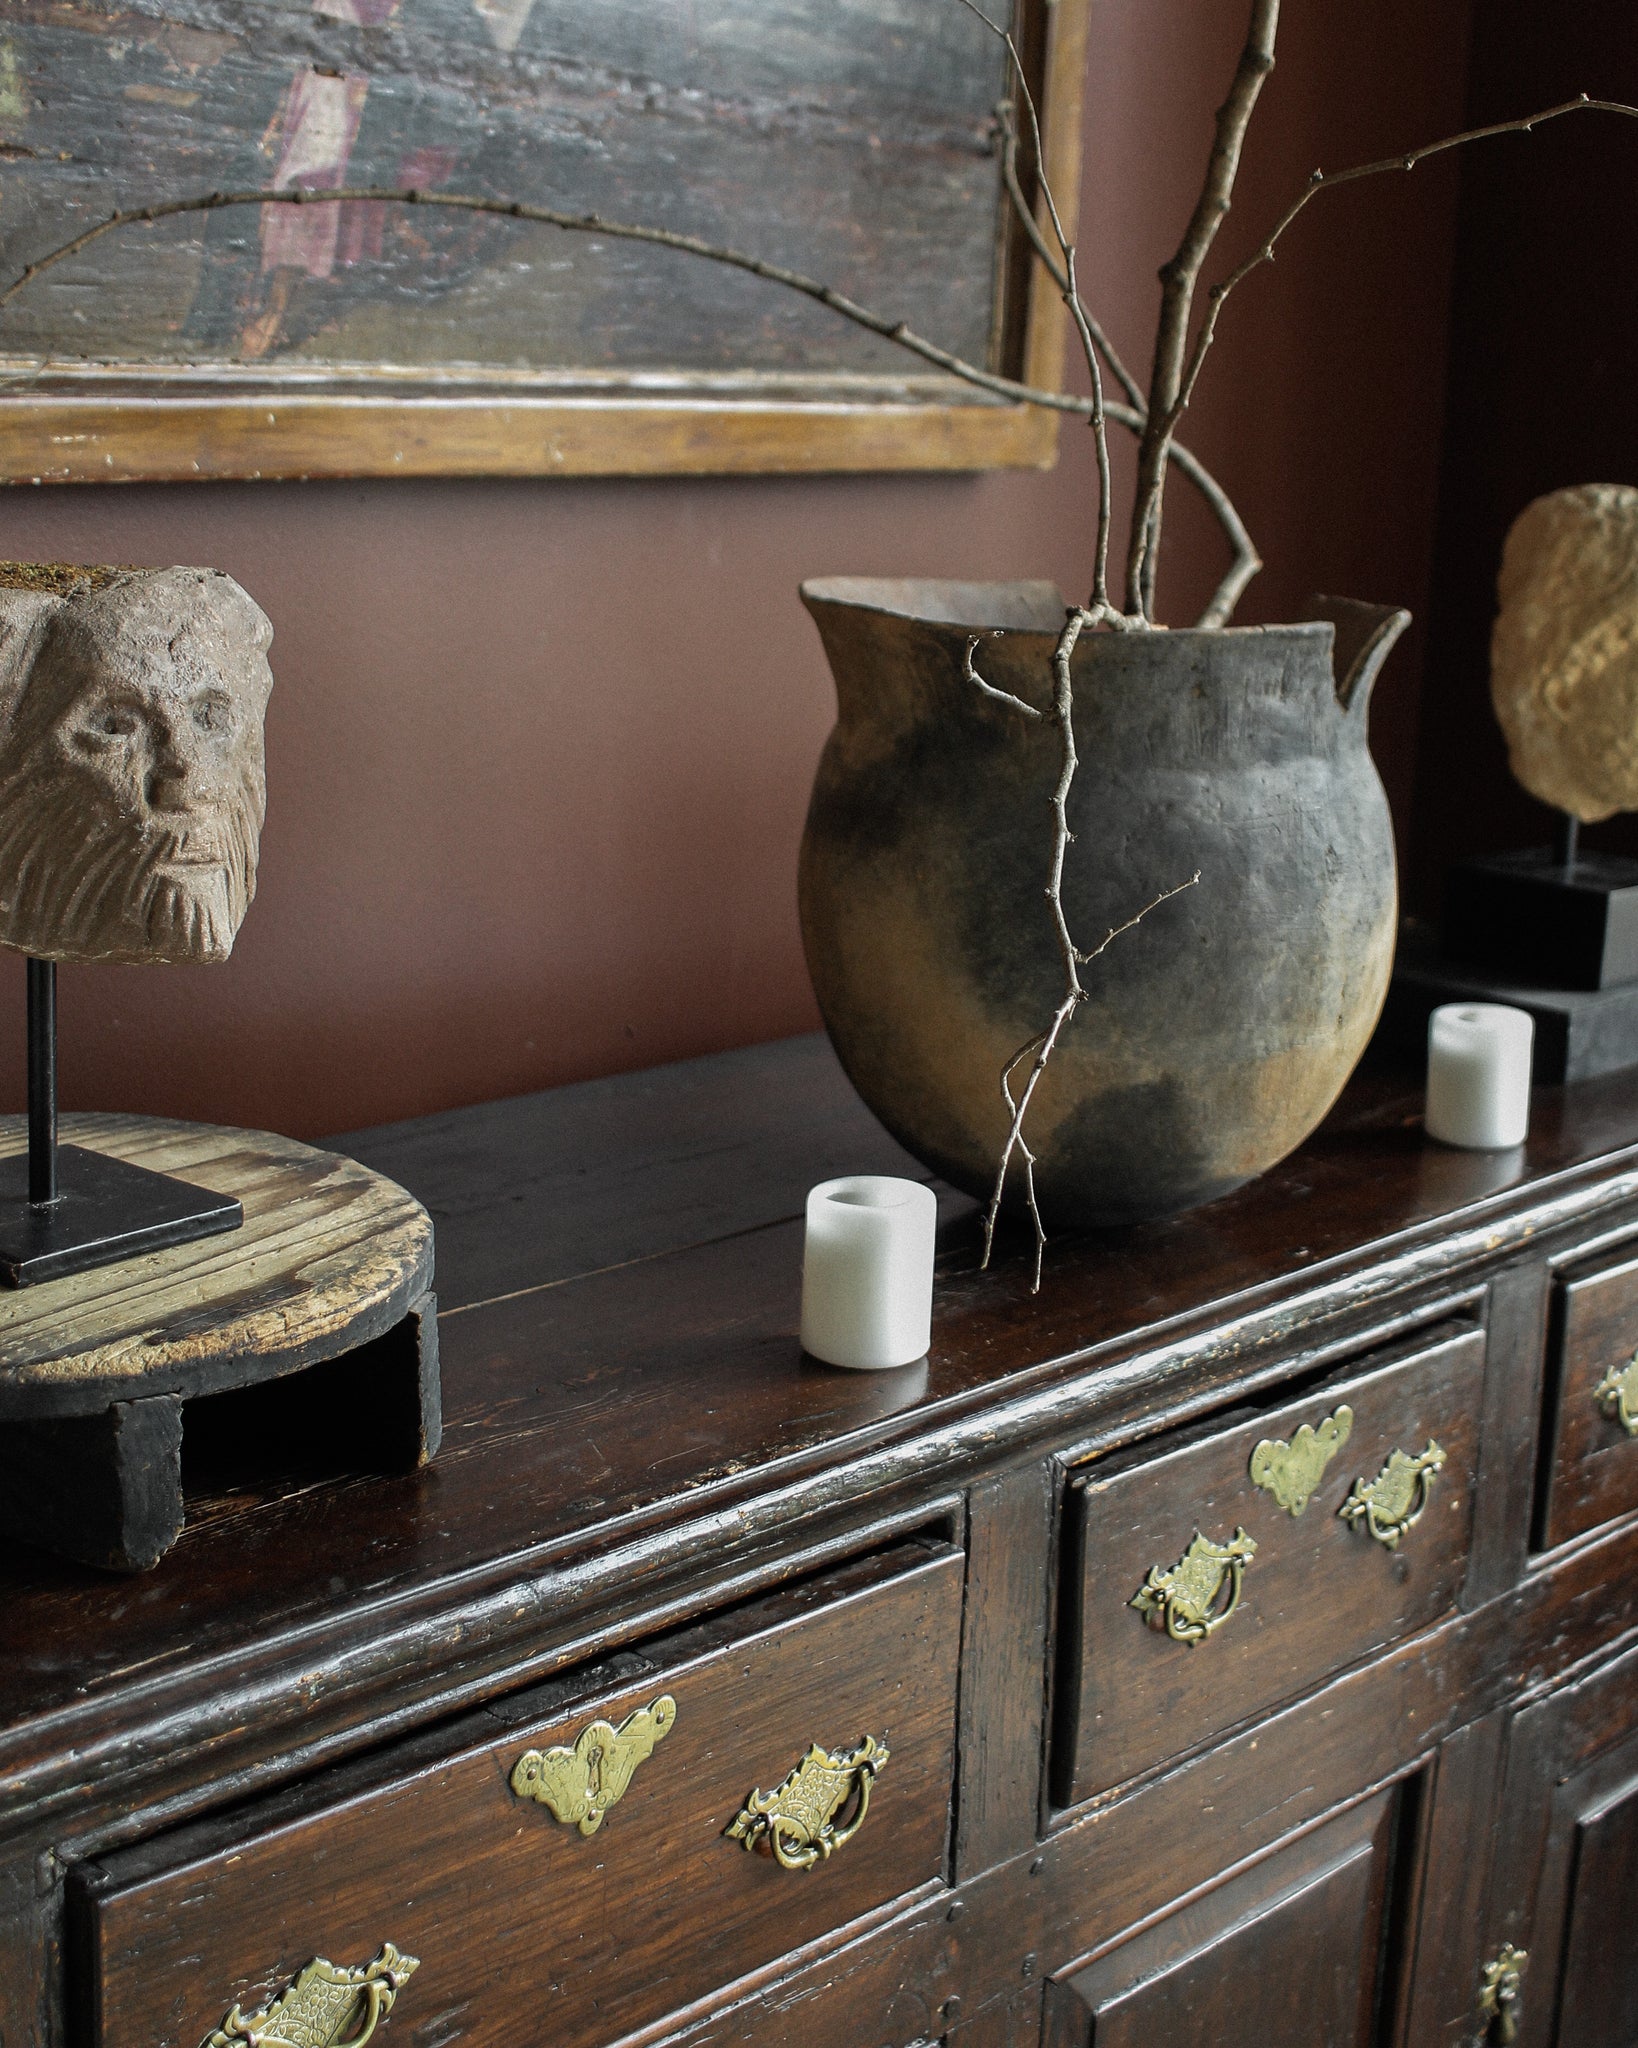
(510, 1694, 676, 1836)
(1596, 1353, 1638, 1435)
(1479, 1943, 1528, 2045)
(726, 1735, 889, 1870)
(1250, 1404, 1354, 1516)
(1339, 1439, 1446, 1549)
(202, 1943, 418, 2048)
(1130, 1528, 1257, 1644)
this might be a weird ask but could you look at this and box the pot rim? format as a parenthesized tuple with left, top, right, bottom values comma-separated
(799, 574, 1337, 642)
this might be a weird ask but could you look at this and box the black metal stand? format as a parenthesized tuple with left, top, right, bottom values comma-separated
(0, 958, 243, 1287)
(1440, 816, 1638, 994)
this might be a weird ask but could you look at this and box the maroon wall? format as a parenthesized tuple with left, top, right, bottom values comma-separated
(0, 1, 1475, 1139)
(1411, 2, 1638, 907)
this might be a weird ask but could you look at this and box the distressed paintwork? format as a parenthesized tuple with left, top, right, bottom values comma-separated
(0, 0, 1009, 377)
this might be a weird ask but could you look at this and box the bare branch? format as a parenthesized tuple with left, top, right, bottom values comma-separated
(1164, 93, 1638, 446)
(1074, 871, 1201, 965)
(970, 606, 1196, 1289)
(964, 633, 1045, 719)
(1127, 0, 1280, 618)
(954, 0, 1119, 605)
(997, 106, 1146, 411)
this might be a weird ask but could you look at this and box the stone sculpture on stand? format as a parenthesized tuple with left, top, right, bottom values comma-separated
(0, 562, 439, 1573)
(1387, 487, 1638, 1080)
(0, 563, 273, 966)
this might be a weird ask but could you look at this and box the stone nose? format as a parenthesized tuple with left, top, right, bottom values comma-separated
(144, 721, 194, 812)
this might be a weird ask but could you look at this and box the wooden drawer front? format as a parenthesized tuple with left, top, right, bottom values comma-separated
(1059, 1323, 1484, 1806)
(1542, 1245, 1638, 1550)
(79, 1540, 962, 2048)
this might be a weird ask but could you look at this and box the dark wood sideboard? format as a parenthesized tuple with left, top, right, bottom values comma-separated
(6, 1034, 1638, 2048)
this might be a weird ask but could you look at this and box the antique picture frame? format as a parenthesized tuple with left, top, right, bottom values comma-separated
(0, 0, 1087, 483)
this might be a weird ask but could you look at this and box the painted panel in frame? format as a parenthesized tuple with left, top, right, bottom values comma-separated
(0, 0, 1083, 480)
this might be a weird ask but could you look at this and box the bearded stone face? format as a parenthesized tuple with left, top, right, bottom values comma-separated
(0, 565, 273, 966)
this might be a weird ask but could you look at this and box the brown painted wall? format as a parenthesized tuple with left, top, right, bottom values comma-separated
(0, 1, 1474, 1139)
(1412, 1, 1638, 907)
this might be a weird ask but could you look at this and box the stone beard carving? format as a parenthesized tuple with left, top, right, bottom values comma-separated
(1491, 483, 1638, 824)
(0, 564, 273, 966)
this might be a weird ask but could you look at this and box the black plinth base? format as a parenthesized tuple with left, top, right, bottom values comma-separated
(1378, 925, 1638, 1084)
(0, 1144, 241, 1288)
(1443, 847, 1638, 992)
(0, 1297, 440, 1570)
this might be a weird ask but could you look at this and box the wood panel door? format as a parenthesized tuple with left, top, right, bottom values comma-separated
(1041, 1789, 1407, 2048)
(1481, 1637, 1638, 2048)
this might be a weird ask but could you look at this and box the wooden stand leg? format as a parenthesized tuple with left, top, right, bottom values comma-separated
(319, 1289, 442, 1470)
(0, 1394, 183, 1573)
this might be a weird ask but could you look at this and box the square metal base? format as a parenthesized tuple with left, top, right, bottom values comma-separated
(0, 1144, 242, 1287)
(1443, 847, 1638, 991)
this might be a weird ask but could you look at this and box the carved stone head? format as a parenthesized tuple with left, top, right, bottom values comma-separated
(1491, 484, 1638, 824)
(0, 563, 273, 965)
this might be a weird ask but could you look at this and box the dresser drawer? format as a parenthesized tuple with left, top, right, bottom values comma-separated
(75, 1538, 962, 2048)
(1541, 1243, 1638, 1550)
(1057, 1322, 1484, 1806)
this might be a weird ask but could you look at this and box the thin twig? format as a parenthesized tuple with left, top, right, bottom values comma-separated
(997, 104, 1145, 410)
(0, 179, 1263, 622)
(970, 605, 1196, 1289)
(1162, 92, 1638, 449)
(954, 0, 1117, 606)
(1127, 0, 1280, 619)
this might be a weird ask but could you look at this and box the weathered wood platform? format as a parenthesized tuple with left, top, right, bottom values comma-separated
(0, 1115, 437, 1571)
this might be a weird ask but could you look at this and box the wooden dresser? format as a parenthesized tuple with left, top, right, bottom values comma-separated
(6, 1034, 1638, 2048)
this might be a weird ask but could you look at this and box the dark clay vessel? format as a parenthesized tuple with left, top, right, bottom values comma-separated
(798, 579, 1409, 1227)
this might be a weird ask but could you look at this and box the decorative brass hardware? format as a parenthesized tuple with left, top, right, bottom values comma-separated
(1130, 1529, 1257, 1644)
(1478, 1943, 1528, 2045)
(201, 1944, 418, 2048)
(726, 1735, 889, 1870)
(510, 1694, 676, 1835)
(1249, 1404, 1354, 1516)
(1596, 1352, 1638, 1436)
(1339, 1439, 1446, 1549)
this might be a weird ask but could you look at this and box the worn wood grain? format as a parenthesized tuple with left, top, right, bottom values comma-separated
(4, 1039, 1638, 2042)
(1466, 1260, 1552, 1606)
(1061, 1323, 1486, 1805)
(0, 1113, 433, 1416)
(1539, 1239, 1638, 1549)
(1044, 1792, 1399, 2048)
(81, 1540, 963, 2048)
(953, 1461, 1054, 1881)
(3, 1047, 1638, 1849)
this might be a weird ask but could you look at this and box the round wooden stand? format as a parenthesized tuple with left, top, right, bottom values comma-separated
(0, 1114, 437, 1571)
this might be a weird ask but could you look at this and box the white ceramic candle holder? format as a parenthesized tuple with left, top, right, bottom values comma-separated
(800, 1175, 937, 1371)
(1425, 1001, 1535, 1150)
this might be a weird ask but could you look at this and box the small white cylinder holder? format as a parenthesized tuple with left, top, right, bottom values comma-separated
(1425, 1002, 1535, 1149)
(800, 1175, 937, 1371)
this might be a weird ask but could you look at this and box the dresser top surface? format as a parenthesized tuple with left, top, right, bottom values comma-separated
(5, 1033, 1638, 1805)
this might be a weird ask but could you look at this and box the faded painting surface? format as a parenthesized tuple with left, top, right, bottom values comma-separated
(0, 0, 1010, 378)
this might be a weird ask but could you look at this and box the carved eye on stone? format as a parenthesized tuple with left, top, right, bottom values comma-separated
(192, 692, 232, 734)
(76, 704, 138, 746)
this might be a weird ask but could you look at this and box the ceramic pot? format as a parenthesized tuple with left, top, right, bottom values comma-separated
(798, 578, 1409, 1227)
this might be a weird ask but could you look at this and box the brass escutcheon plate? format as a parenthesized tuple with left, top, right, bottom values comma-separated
(726, 1735, 889, 1871)
(1596, 1353, 1638, 1436)
(1478, 1942, 1528, 2045)
(1249, 1404, 1354, 1516)
(1130, 1528, 1257, 1644)
(201, 1943, 418, 2048)
(1339, 1439, 1446, 1549)
(510, 1694, 676, 1835)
